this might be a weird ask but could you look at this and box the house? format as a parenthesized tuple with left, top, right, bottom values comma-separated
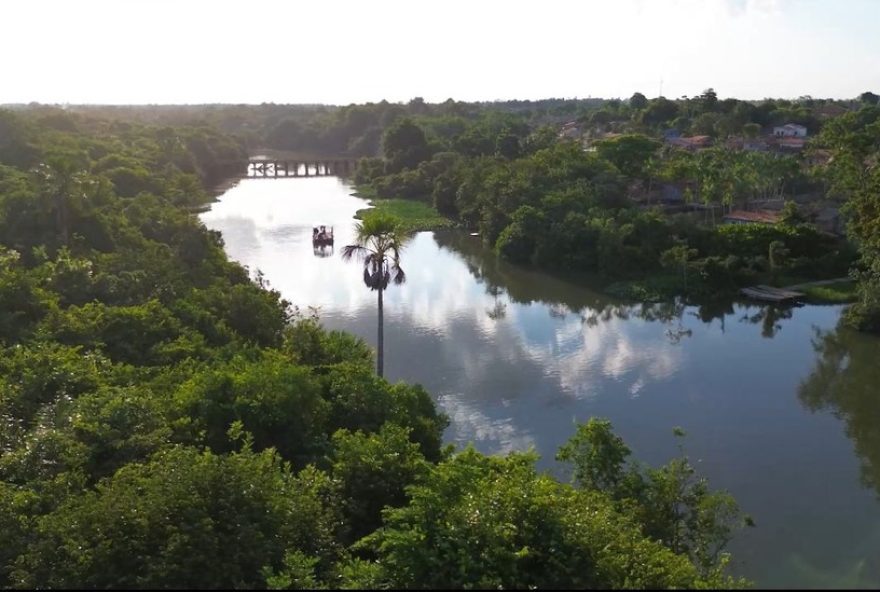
(558, 120, 582, 139)
(777, 136, 806, 151)
(666, 135, 713, 151)
(773, 123, 808, 138)
(722, 210, 782, 225)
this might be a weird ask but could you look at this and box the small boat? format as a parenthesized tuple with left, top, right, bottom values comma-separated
(312, 225, 334, 248)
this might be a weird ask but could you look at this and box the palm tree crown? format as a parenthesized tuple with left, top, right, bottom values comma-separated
(342, 212, 409, 290)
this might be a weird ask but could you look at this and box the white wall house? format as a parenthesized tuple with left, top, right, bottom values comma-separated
(773, 123, 808, 138)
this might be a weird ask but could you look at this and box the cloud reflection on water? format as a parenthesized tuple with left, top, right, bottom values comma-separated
(201, 177, 689, 452)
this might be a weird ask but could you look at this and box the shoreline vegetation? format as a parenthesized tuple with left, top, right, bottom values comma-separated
(351, 181, 852, 305)
(353, 196, 453, 233)
(797, 279, 858, 304)
(351, 185, 453, 232)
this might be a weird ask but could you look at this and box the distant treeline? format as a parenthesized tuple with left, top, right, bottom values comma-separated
(11, 90, 873, 159)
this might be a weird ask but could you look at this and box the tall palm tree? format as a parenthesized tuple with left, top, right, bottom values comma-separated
(341, 212, 410, 377)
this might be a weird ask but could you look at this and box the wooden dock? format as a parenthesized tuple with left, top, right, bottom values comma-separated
(739, 285, 805, 303)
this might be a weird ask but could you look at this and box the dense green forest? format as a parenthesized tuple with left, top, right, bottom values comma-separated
(0, 107, 756, 588)
(343, 92, 880, 327)
(35, 97, 861, 306)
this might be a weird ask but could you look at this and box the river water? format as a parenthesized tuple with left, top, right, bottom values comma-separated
(201, 175, 880, 588)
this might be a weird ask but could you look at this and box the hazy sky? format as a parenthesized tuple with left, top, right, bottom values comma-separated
(3, 0, 878, 105)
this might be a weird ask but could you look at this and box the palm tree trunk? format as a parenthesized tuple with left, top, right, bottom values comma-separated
(377, 286, 384, 377)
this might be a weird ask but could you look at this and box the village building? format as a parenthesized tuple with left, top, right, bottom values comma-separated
(773, 123, 808, 138)
(558, 120, 582, 139)
(776, 136, 807, 151)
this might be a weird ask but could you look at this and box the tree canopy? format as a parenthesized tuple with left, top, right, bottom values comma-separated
(0, 105, 756, 589)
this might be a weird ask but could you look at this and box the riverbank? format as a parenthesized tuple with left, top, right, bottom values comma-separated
(604, 274, 857, 305)
(351, 183, 857, 306)
(352, 186, 453, 232)
(354, 199, 453, 232)
(795, 279, 857, 303)
(209, 175, 242, 200)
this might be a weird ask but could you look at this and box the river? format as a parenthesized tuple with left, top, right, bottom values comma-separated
(201, 175, 880, 588)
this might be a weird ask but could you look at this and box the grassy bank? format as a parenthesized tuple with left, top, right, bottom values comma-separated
(799, 280, 858, 304)
(354, 197, 453, 232)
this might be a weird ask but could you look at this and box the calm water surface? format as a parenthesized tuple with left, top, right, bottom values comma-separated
(202, 176, 880, 588)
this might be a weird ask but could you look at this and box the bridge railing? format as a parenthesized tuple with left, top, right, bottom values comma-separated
(246, 159, 356, 178)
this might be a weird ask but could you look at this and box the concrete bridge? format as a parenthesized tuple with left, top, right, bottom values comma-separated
(247, 159, 356, 178)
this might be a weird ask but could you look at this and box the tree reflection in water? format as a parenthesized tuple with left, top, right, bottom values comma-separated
(799, 322, 880, 496)
(739, 304, 795, 338)
(792, 321, 880, 586)
(485, 285, 507, 321)
(434, 229, 797, 343)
